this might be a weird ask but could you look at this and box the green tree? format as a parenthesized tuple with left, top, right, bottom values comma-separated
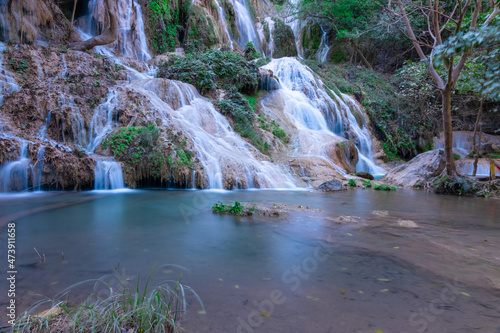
(377, 0, 499, 176)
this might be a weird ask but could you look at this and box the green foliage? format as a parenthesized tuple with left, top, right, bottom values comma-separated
(103, 125, 165, 177)
(348, 179, 357, 187)
(146, 0, 188, 54)
(453, 153, 461, 160)
(211, 201, 246, 215)
(9, 272, 202, 332)
(217, 88, 270, 153)
(255, 57, 271, 67)
(373, 184, 396, 191)
(433, 25, 500, 101)
(158, 50, 258, 95)
(269, 18, 297, 58)
(244, 42, 260, 61)
(186, 4, 218, 50)
(9, 59, 29, 73)
(363, 180, 372, 187)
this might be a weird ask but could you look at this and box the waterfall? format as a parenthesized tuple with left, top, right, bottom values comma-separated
(315, 26, 330, 63)
(87, 90, 119, 153)
(213, 0, 234, 49)
(262, 58, 385, 176)
(85, 0, 152, 61)
(0, 43, 19, 106)
(232, 0, 260, 51)
(31, 146, 45, 191)
(0, 142, 30, 192)
(94, 160, 125, 189)
(127, 79, 296, 189)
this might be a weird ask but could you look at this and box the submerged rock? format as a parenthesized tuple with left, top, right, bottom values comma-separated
(398, 220, 419, 228)
(356, 172, 374, 180)
(318, 179, 345, 192)
(382, 149, 445, 187)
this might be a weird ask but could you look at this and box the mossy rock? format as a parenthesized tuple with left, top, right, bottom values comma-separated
(185, 3, 219, 50)
(271, 18, 297, 58)
(301, 22, 322, 59)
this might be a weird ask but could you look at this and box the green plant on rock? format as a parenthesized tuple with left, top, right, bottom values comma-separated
(244, 42, 260, 61)
(363, 180, 372, 188)
(158, 49, 258, 95)
(348, 179, 357, 187)
(434, 175, 475, 196)
(373, 184, 396, 191)
(211, 201, 246, 215)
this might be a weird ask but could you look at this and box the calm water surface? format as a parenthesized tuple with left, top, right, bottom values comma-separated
(0, 189, 499, 332)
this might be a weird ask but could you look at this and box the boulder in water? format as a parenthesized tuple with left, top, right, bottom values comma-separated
(356, 172, 374, 180)
(318, 179, 345, 192)
(382, 149, 445, 187)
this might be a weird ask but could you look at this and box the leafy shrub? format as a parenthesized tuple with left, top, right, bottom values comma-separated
(158, 50, 258, 95)
(348, 179, 357, 186)
(212, 201, 246, 215)
(363, 180, 372, 187)
(244, 42, 260, 61)
(373, 184, 396, 191)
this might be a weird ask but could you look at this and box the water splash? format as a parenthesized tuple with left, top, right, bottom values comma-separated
(87, 90, 119, 153)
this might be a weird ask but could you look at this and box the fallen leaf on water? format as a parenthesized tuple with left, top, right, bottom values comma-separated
(306, 296, 320, 301)
(377, 278, 391, 282)
(461, 291, 470, 297)
(380, 289, 389, 293)
(218, 278, 223, 281)
(198, 311, 206, 315)
(347, 233, 353, 236)
(234, 285, 240, 289)
(373, 329, 384, 333)
(260, 312, 271, 317)
(359, 228, 365, 232)
(393, 246, 400, 249)
(339, 289, 346, 294)
(358, 291, 364, 294)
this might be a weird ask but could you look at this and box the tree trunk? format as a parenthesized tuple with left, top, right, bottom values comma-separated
(20, 0, 24, 44)
(68, 0, 78, 40)
(441, 87, 456, 175)
(350, 40, 373, 70)
(472, 98, 484, 177)
(69, 0, 117, 51)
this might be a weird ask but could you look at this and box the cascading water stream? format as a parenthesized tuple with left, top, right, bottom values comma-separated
(85, 0, 152, 61)
(262, 58, 386, 176)
(0, 42, 19, 106)
(0, 142, 30, 192)
(213, 0, 234, 49)
(128, 79, 297, 189)
(232, 0, 261, 51)
(316, 25, 330, 63)
(94, 159, 125, 190)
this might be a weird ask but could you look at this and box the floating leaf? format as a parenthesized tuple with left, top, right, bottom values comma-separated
(234, 285, 240, 289)
(380, 289, 389, 292)
(377, 278, 391, 282)
(358, 290, 364, 294)
(359, 228, 365, 232)
(461, 291, 470, 297)
(218, 278, 223, 281)
(198, 310, 207, 315)
(260, 311, 271, 317)
(374, 329, 384, 333)
(347, 233, 353, 236)
(393, 246, 400, 249)
(340, 289, 346, 294)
